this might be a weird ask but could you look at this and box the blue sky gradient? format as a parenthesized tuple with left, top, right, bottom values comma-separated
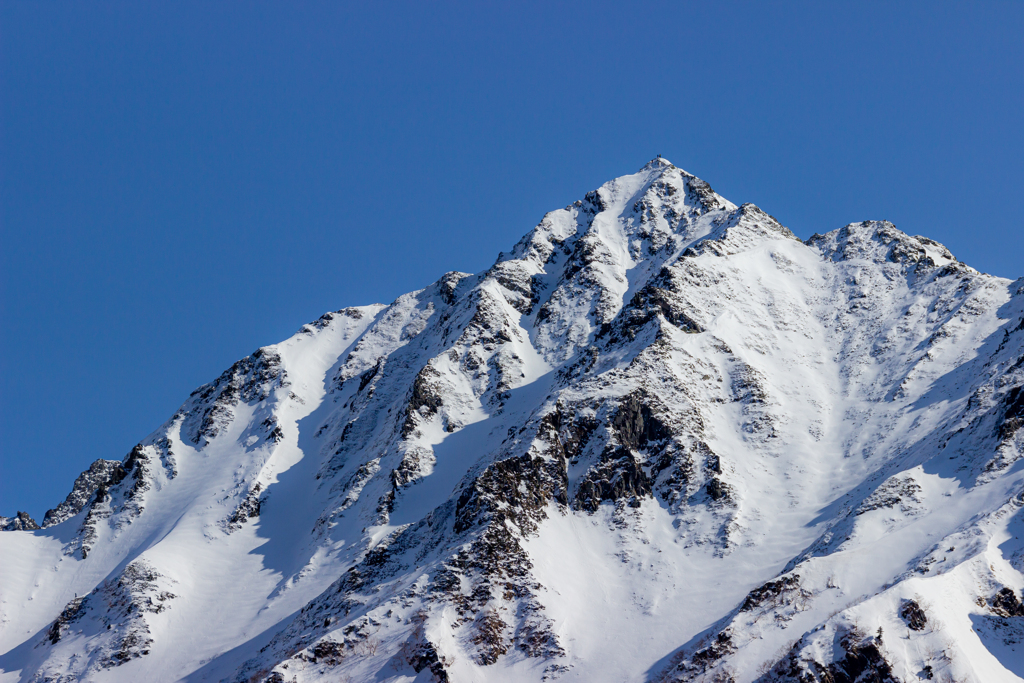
(2, 1, 1022, 518)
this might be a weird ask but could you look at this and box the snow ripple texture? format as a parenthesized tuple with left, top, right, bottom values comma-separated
(3, 158, 1024, 683)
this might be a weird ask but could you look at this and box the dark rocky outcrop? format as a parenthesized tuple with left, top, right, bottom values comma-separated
(537, 406, 595, 469)
(899, 599, 927, 631)
(42, 458, 127, 528)
(575, 447, 651, 512)
(601, 280, 704, 342)
(454, 453, 567, 537)
(241, 442, 570, 682)
(0, 511, 40, 531)
(990, 587, 1024, 617)
(1000, 386, 1024, 440)
(739, 575, 801, 612)
(808, 221, 958, 275)
(390, 447, 436, 490)
(227, 483, 264, 530)
(706, 477, 728, 501)
(574, 392, 673, 511)
(488, 262, 537, 315)
(857, 477, 923, 516)
(42, 560, 176, 675)
(403, 365, 444, 437)
(308, 639, 348, 666)
(440, 453, 568, 664)
(762, 629, 899, 683)
(182, 347, 285, 446)
(810, 636, 898, 683)
(659, 629, 735, 681)
(67, 443, 166, 557)
(471, 610, 509, 665)
(119, 442, 163, 521)
(408, 638, 451, 683)
(47, 596, 86, 644)
(612, 392, 672, 451)
(684, 175, 726, 214)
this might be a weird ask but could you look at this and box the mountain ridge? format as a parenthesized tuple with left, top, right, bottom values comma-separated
(2, 158, 1023, 683)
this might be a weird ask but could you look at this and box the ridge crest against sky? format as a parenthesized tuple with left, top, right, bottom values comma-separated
(1, 1, 1022, 518)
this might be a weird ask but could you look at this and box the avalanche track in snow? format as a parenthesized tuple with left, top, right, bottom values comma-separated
(3, 158, 1024, 683)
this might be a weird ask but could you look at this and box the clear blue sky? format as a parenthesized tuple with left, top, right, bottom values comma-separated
(2, 1, 1022, 519)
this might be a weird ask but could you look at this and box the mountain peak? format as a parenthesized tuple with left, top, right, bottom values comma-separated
(2, 160, 1022, 683)
(641, 155, 673, 171)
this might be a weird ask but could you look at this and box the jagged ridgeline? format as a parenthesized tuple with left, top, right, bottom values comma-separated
(2, 158, 1024, 683)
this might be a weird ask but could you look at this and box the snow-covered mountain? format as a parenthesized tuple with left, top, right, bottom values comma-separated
(3, 158, 1024, 683)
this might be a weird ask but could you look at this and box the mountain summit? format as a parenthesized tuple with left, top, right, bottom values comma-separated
(2, 160, 1024, 682)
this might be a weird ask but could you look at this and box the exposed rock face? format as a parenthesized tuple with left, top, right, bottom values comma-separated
(3, 158, 1024, 683)
(41, 459, 127, 528)
(899, 599, 928, 631)
(1001, 386, 1024, 440)
(35, 560, 177, 681)
(0, 511, 39, 531)
(989, 587, 1024, 617)
(181, 346, 286, 446)
(761, 628, 900, 683)
(226, 482, 264, 530)
(739, 575, 802, 612)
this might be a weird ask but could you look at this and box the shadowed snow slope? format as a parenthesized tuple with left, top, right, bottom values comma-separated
(3, 158, 1024, 683)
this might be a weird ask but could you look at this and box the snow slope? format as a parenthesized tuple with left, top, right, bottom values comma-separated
(2, 158, 1024, 683)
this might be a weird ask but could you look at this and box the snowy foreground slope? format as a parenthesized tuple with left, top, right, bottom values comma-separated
(3, 159, 1024, 683)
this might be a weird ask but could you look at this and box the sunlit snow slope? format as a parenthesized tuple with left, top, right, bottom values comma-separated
(3, 158, 1024, 683)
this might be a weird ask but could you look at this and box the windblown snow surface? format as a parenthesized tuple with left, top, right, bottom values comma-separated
(3, 158, 1024, 683)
